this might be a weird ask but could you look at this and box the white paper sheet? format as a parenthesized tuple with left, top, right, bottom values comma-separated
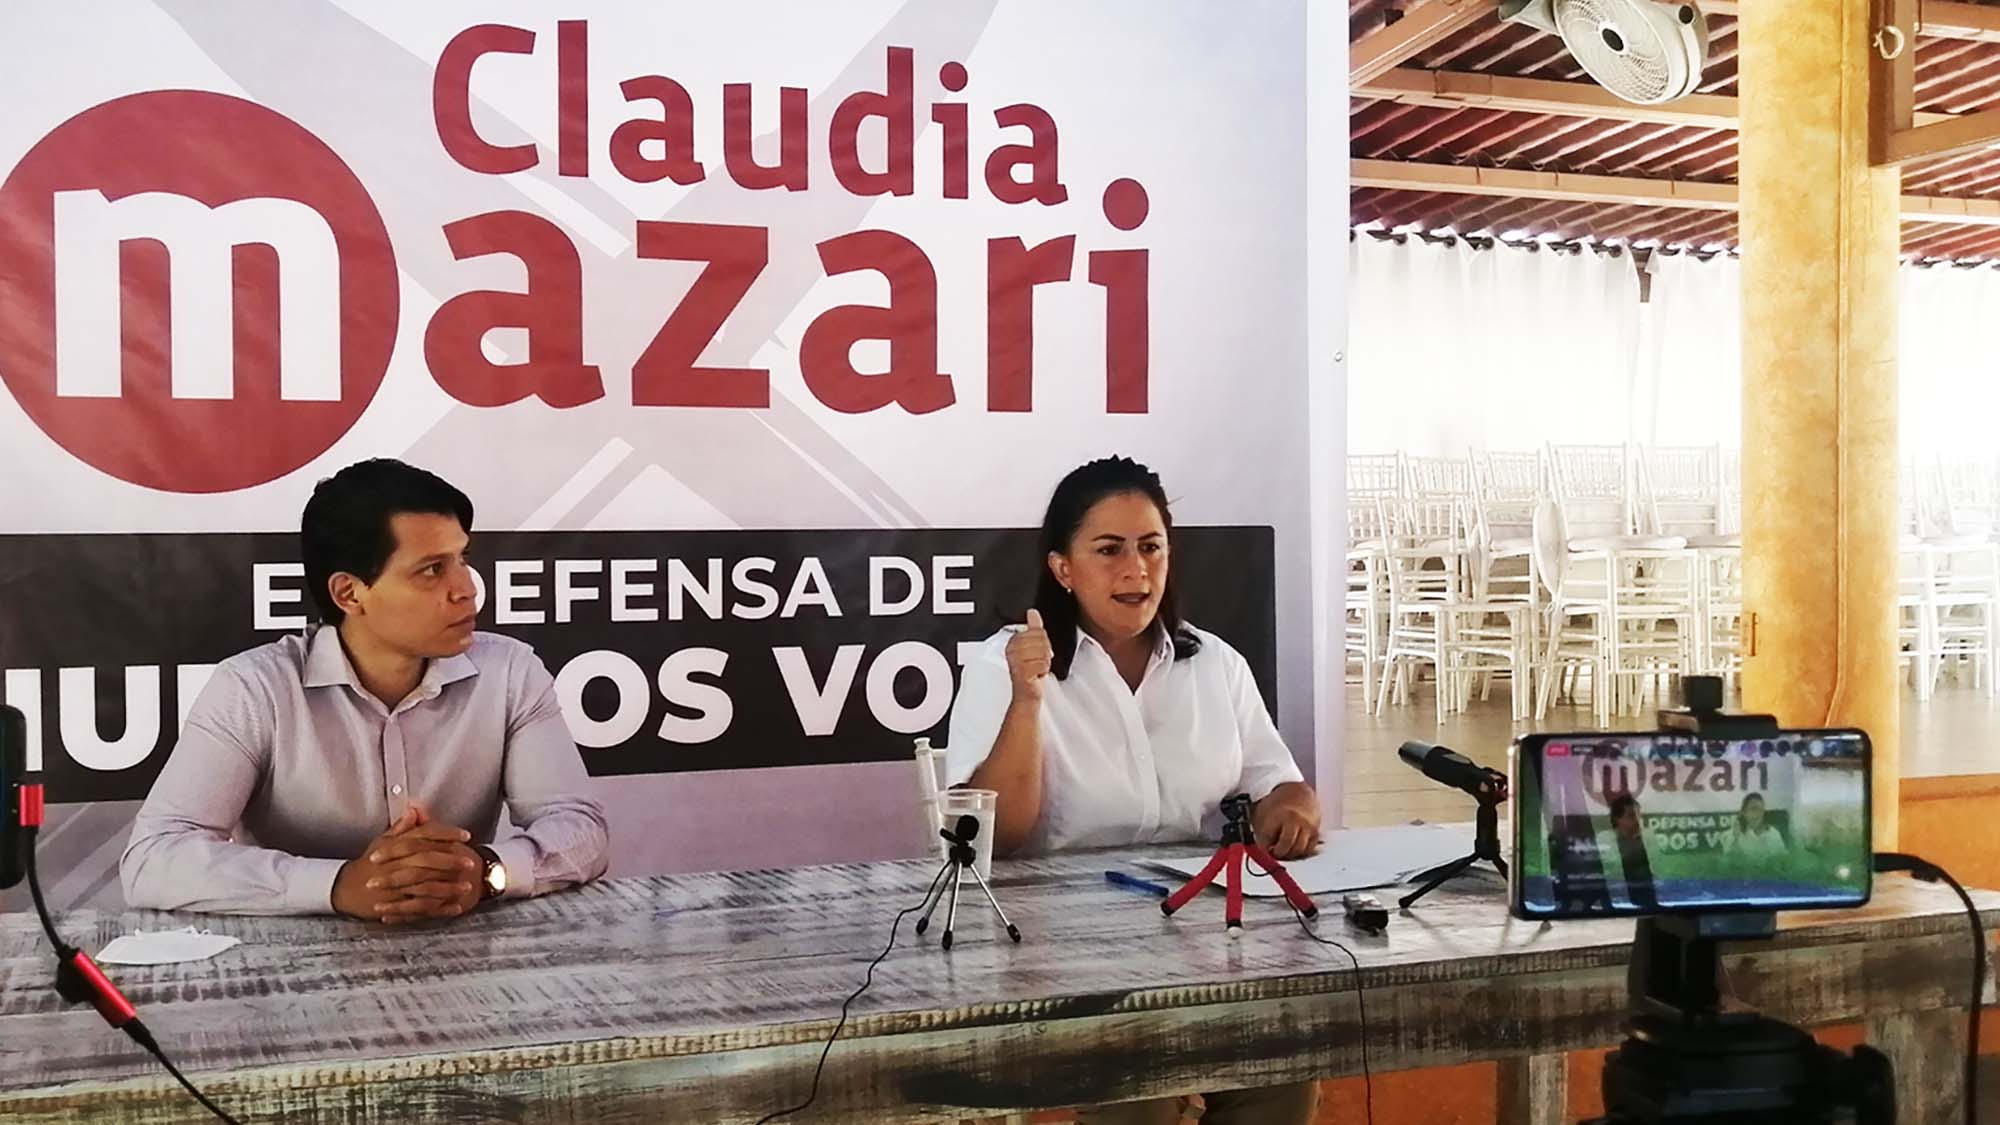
(1144, 823, 1481, 897)
(95, 926, 243, 966)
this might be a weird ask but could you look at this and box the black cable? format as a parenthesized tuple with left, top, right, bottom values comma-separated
(126, 1021, 244, 1125)
(1287, 904, 1376, 1125)
(1875, 851, 1983, 1125)
(755, 861, 951, 1125)
(25, 827, 243, 1125)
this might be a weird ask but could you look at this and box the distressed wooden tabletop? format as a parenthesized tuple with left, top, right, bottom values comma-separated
(1, 852, 1994, 1124)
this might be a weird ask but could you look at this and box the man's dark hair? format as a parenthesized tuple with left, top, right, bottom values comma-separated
(301, 459, 474, 625)
(1609, 794, 1641, 821)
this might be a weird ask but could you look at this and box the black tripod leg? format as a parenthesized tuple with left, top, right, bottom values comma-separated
(1399, 854, 1475, 910)
(915, 860, 955, 936)
(963, 864, 1022, 943)
(941, 868, 964, 951)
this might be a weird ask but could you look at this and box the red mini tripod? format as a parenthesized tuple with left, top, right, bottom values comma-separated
(1161, 793, 1317, 936)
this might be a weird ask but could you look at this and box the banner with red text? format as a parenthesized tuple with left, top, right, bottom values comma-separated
(0, 0, 1344, 907)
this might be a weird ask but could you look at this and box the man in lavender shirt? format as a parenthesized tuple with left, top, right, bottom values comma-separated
(120, 459, 610, 922)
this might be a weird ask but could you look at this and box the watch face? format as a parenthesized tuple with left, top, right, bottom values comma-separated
(484, 861, 507, 896)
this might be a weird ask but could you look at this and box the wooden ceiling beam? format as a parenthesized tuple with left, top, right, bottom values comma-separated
(1351, 158, 1738, 210)
(1706, 0, 2000, 44)
(1352, 158, 2000, 228)
(1351, 0, 1489, 84)
(1357, 68, 1743, 128)
(1357, 67, 1951, 130)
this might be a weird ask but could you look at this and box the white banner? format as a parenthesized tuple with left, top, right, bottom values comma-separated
(0, 0, 1345, 906)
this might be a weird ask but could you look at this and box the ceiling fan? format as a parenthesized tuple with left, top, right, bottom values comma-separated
(1499, 0, 1711, 105)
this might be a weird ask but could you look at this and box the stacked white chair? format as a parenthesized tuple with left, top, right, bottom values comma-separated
(1346, 498, 1391, 707)
(1896, 457, 2000, 699)
(1345, 453, 1407, 702)
(1375, 496, 1532, 723)
(1639, 444, 1740, 675)
(1353, 443, 1977, 719)
(1537, 444, 1693, 722)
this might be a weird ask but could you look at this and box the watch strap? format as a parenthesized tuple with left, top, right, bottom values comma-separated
(473, 844, 504, 901)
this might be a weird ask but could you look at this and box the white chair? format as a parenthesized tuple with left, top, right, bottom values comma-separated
(1468, 449, 1543, 658)
(1346, 500, 1391, 707)
(1937, 454, 2000, 541)
(1902, 459, 1949, 543)
(1375, 496, 1465, 722)
(1925, 541, 1999, 697)
(1718, 448, 1742, 536)
(1534, 500, 1693, 724)
(1376, 497, 1531, 722)
(1693, 545, 1743, 677)
(1639, 444, 1731, 542)
(1349, 452, 1405, 500)
(1406, 453, 1475, 499)
(1471, 448, 1543, 548)
(1896, 463, 2000, 700)
(1549, 442, 1639, 540)
(1900, 545, 1941, 702)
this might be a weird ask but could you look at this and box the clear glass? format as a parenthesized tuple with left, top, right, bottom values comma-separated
(936, 788, 998, 881)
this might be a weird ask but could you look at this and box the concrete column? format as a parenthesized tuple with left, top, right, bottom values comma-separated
(1738, 0, 1902, 844)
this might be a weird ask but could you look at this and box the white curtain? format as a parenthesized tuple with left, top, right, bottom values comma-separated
(1350, 235, 2000, 456)
(1900, 265, 2000, 456)
(1347, 236, 1642, 455)
(1635, 251, 1740, 448)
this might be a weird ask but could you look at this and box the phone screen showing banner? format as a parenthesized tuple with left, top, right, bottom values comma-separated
(1512, 731, 1872, 919)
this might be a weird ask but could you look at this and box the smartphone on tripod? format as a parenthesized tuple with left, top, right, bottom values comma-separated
(1509, 729, 1871, 921)
(1506, 712, 1891, 1124)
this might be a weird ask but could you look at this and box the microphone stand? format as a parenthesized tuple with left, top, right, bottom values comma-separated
(915, 819, 1021, 952)
(1399, 771, 1508, 911)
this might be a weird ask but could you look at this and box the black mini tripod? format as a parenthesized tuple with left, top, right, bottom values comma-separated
(1398, 768, 1507, 910)
(916, 814, 1021, 951)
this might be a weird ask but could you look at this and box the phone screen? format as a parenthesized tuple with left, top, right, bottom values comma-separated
(1510, 730, 1871, 919)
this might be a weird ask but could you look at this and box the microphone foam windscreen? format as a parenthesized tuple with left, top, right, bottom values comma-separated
(954, 813, 980, 842)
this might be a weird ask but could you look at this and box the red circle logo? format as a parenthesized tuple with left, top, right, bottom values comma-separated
(0, 90, 397, 493)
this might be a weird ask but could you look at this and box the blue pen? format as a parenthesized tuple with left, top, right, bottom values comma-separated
(1105, 870, 1172, 898)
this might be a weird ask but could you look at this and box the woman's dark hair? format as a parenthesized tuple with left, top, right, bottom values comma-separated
(1032, 456, 1200, 680)
(302, 458, 474, 625)
(1736, 792, 1766, 832)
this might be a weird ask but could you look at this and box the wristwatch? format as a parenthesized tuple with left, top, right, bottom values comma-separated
(473, 845, 508, 901)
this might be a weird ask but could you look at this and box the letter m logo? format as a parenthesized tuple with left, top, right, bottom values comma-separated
(52, 189, 341, 401)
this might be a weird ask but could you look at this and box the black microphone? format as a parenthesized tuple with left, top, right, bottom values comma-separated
(1398, 740, 1506, 797)
(941, 813, 979, 845)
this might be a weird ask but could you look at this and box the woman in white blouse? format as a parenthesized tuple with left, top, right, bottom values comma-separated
(1723, 792, 1789, 869)
(946, 456, 1323, 1125)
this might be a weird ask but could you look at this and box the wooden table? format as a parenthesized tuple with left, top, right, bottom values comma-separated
(0, 854, 1993, 1124)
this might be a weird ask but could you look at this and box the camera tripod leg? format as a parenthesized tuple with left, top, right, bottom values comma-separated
(963, 863, 1022, 943)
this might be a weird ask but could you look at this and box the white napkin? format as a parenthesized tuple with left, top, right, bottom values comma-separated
(95, 926, 243, 966)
